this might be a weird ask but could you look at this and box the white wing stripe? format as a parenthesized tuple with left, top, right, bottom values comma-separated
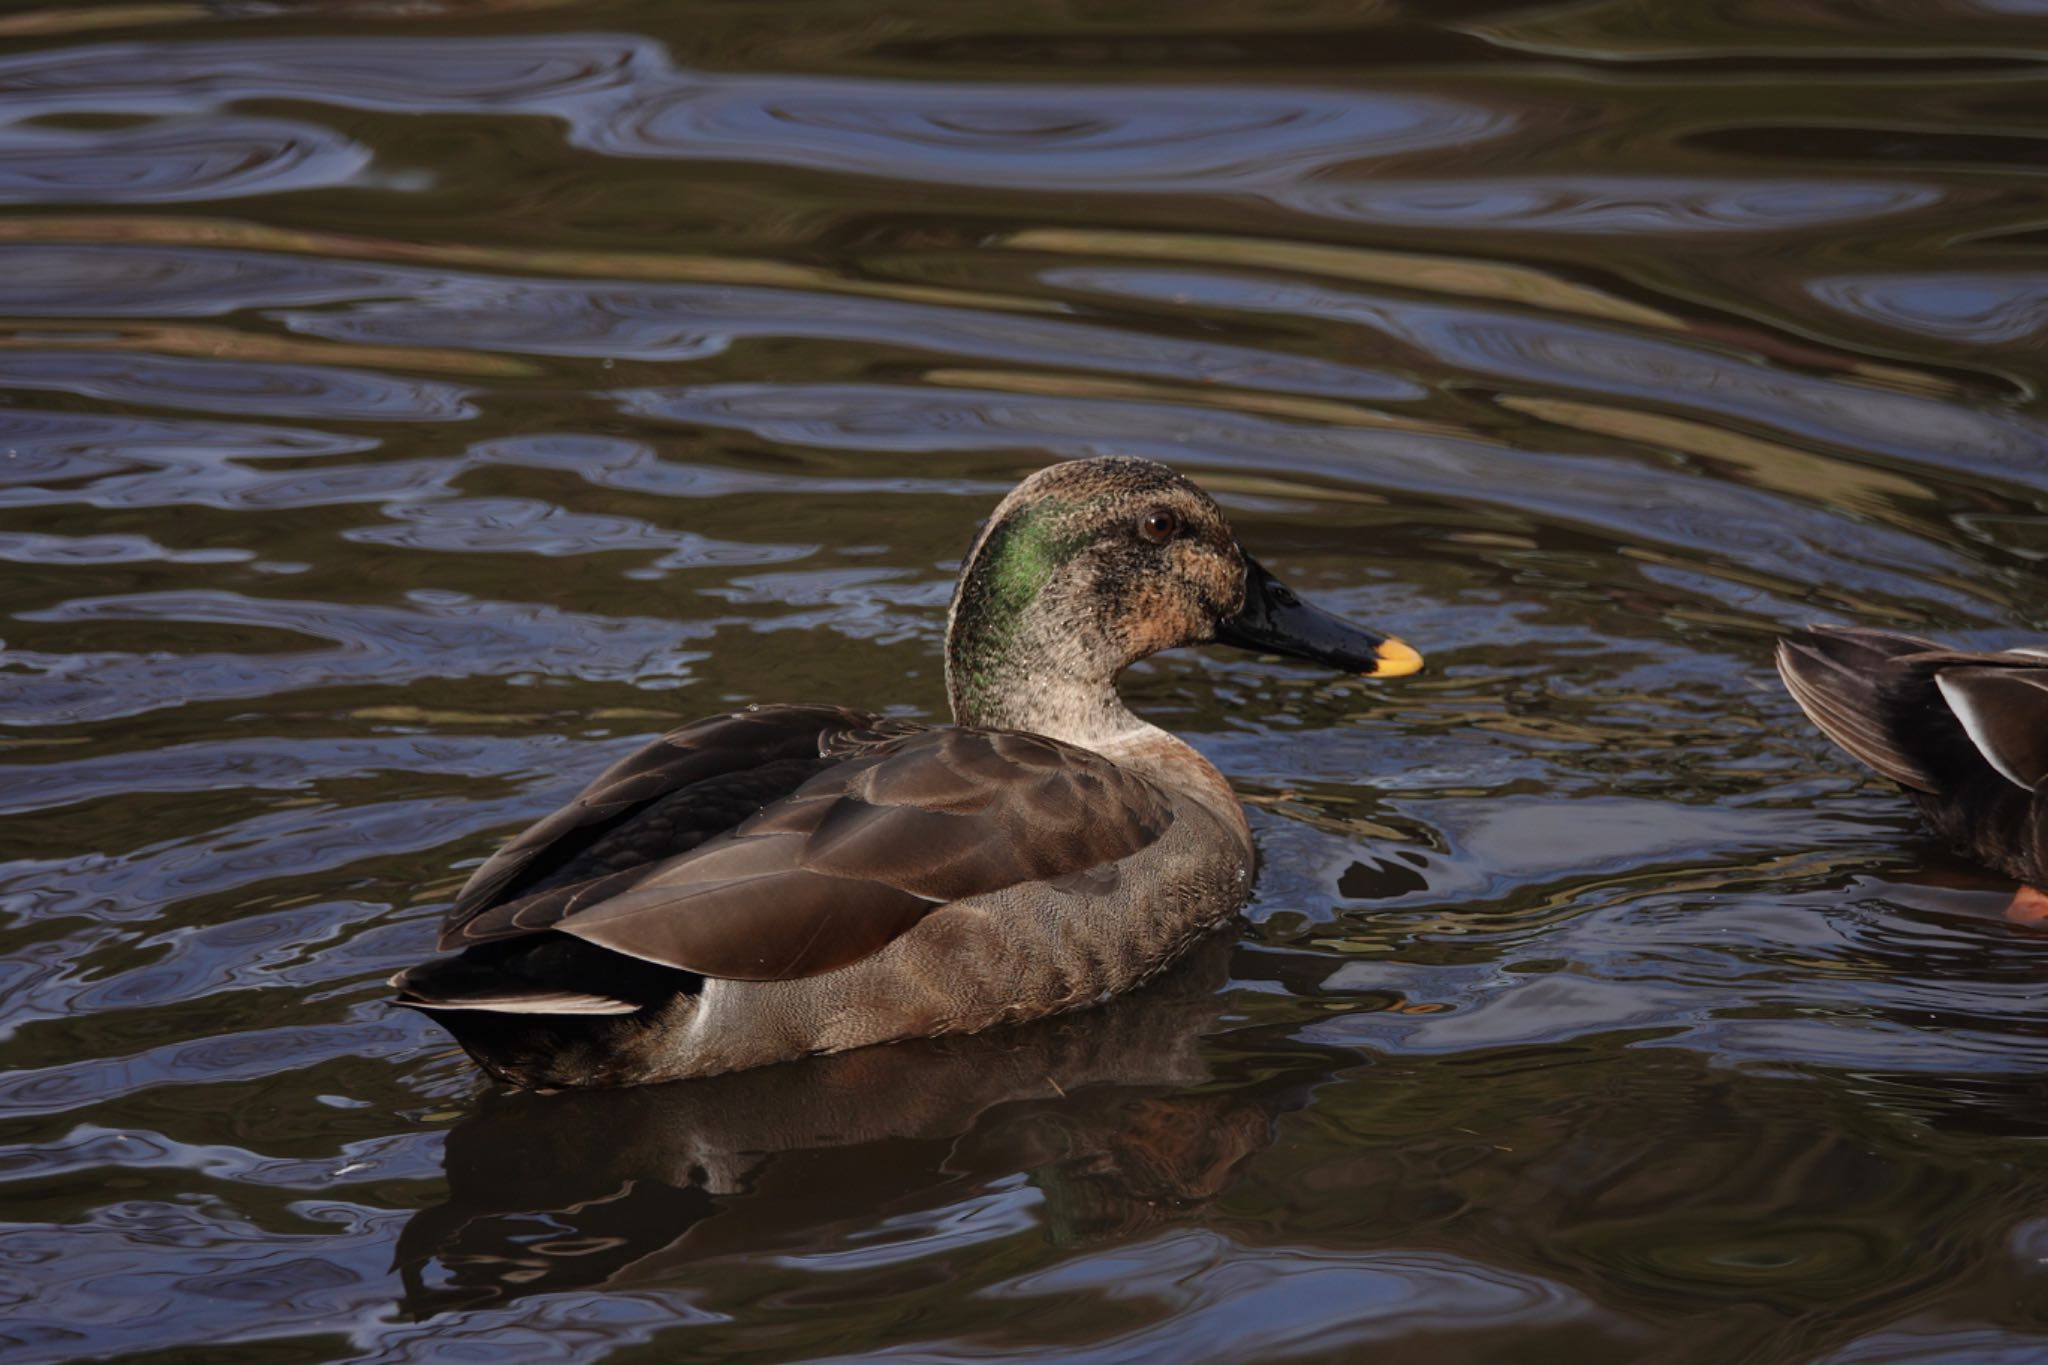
(1937, 673, 2037, 791)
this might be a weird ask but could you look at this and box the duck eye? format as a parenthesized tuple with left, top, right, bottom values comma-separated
(1138, 508, 1179, 544)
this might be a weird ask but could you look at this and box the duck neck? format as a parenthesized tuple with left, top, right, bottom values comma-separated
(943, 552, 1250, 848)
(945, 496, 1145, 749)
(945, 605, 1145, 750)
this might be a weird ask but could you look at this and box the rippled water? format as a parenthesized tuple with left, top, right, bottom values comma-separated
(2, 1, 2045, 1360)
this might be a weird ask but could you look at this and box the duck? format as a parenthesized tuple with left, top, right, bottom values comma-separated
(393, 455, 1424, 1088)
(1775, 625, 2048, 920)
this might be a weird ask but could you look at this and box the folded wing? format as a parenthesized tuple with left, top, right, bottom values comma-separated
(440, 703, 909, 949)
(445, 725, 1175, 983)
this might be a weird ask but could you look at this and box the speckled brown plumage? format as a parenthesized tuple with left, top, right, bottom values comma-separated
(394, 456, 1422, 1088)
(1776, 625, 2048, 887)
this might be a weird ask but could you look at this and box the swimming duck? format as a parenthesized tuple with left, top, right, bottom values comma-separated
(394, 456, 1423, 1088)
(1776, 626, 2048, 920)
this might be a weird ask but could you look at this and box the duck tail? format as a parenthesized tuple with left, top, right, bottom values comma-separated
(391, 936, 700, 1088)
(1774, 626, 1944, 792)
(391, 954, 641, 1017)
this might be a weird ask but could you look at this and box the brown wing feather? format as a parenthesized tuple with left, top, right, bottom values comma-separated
(473, 727, 1174, 982)
(440, 703, 901, 949)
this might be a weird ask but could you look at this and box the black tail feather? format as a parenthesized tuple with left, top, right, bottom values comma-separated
(393, 934, 703, 1088)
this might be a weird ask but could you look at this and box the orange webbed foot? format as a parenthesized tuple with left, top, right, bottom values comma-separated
(2004, 885, 2048, 925)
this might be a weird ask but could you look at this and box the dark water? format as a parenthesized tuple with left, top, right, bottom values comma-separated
(2, 0, 2046, 1359)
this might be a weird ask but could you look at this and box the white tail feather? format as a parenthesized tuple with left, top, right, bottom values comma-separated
(397, 990, 640, 1016)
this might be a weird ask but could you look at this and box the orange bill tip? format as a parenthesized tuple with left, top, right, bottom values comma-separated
(1368, 637, 1424, 678)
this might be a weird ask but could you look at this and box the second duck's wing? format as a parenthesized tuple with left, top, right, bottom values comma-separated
(445, 726, 1176, 981)
(1776, 626, 2048, 797)
(1777, 626, 2048, 884)
(1934, 667, 2048, 794)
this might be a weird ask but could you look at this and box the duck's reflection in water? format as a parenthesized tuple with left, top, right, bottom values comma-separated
(396, 932, 1277, 1314)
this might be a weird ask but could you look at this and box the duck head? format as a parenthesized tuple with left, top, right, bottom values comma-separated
(945, 457, 1421, 743)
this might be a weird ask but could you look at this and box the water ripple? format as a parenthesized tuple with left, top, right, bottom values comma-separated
(1291, 176, 1944, 233)
(0, 531, 250, 567)
(1810, 273, 2048, 345)
(0, 36, 647, 118)
(0, 36, 1511, 198)
(284, 276, 1425, 400)
(979, 1232, 1638, 1360)
(0, 244, 407, 317)
(0, 411, 389, 517)
(0, 737, 643, 1024)
(0, 1019, 406, 1119)
(0, 116, 367, 204)
(0, 1124, 444, 1193)
(1046, 267, 2048, 485)
(0, 793, 526, 931)
(0, 351, 475, 421)
(0, 1201, 432, 1365)
(593, 77, 1509, 192)
(345, 496, 811, 567)
(703, 567, 950, 645)
(472, 432, 1008, 501)
(1, 590, 716, 724)
(0, 411, 483, 511)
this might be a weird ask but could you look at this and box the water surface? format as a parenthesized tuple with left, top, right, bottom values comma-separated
(2, 1, 2046, 1360)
